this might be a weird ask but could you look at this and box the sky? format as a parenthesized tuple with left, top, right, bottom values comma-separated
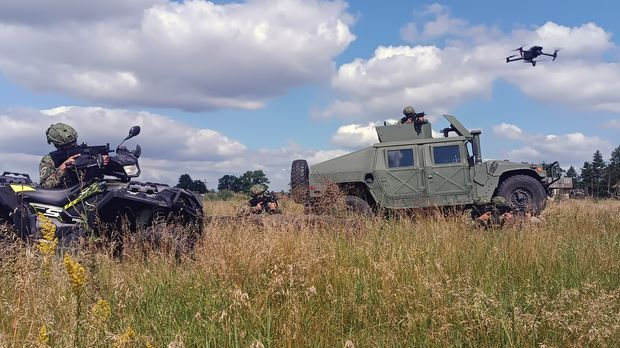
(0, 0, 618, 191)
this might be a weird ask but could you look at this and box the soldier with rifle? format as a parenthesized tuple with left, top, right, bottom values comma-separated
(39, 123, 109, 188)
(238, 184, 281, 216)
(400, 105, 428, 125)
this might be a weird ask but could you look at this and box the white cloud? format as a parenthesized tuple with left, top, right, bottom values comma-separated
(493, 123, 523, 140)
(507, 147, 541, 160)
(0, 0, 355, 111)
(495, 123, 611, 165)
(319, 6, 620, 122)
(317, 44, 495, 121)
(0, 106, 246, 161)
(331, 123, 379, 148)
(0, 107, 345, 190)
(400, 3, 495, 44)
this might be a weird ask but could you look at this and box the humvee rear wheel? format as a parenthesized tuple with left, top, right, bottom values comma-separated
(344, 195, 373, 217)
(291, 159, 309, 204)
(497, 175, 546, 215)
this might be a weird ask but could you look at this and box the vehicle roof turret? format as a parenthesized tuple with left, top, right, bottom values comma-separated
(375, 114, 472, 144)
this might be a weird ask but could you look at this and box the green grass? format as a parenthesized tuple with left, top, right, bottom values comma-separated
(0, 199, 619, 347)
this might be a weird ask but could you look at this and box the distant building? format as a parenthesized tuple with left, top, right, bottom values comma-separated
(549, 177, 573, 197)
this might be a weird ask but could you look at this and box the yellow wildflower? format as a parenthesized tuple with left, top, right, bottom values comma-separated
(250, 341, 265, 348)
(63, 254, 86, 294)
(91, 298, 111, 322)
(113, 326, 136, 348)
(37, 324, 49, 346)
(37, 214, 58, 256)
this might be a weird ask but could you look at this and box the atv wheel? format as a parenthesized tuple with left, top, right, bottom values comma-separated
(141, 210, 201, 259)
(291, 159, 309, 204)
(344, 195, 373, 217)
(497, 175, 546, 215)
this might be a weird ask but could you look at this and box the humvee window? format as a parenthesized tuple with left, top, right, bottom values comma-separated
(433, 145, 461, 164)
(387, 149, 414, 168)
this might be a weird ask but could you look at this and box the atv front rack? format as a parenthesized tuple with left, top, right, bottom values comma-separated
(0, 172, 33, 185)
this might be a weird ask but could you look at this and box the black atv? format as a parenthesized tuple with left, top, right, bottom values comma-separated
(0, 126, 204, 253)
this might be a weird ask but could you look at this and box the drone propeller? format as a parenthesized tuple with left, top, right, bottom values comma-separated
(552, 48, 560, 61)
(506, 54, 517, 59)
(512, 46, 523, 52)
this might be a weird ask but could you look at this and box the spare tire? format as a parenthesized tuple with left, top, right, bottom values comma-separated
(497, 174, 547, 215)
(291, 159, 309, 204)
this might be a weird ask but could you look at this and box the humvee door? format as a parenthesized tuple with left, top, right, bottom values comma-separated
(373, 145, 425, 204)
(423, 141, 473, 203)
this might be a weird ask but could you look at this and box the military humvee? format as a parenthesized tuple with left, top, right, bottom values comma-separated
(291, 114, 560, 217)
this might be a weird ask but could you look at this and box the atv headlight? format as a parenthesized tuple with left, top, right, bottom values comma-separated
(123, 164, 140, 177)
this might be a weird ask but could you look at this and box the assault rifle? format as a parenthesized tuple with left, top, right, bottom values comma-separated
(49, 143, 110, 169)
(400, 111, 426, 124)
(249, 192, 279, 213)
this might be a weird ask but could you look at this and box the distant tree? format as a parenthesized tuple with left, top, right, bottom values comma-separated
(591, 150, 607, 198)
(608, 145, 620, 189)
(566, 166, 577, 178)
(192, 179, 208, 194)
(565, 165, 577, 188)
(218, 175, 242, 192)
(176, 173, 208, 193)
(578, 161, 593, 196)
(176, 174, 194, 190)
(238, 170, 270, 192)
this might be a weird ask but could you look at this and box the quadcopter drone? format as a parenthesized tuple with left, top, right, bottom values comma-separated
(506, 46, 558, 66)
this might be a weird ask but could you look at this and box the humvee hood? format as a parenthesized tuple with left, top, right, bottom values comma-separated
(311, 147, 374, 178)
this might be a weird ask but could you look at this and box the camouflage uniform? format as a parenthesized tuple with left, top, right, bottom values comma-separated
(475, 196, 512, 226)
(39, 154, 80, 189)
(237, 184, 281, 216)
(39, 123, 80, 189)
(476, 196, 543, 227)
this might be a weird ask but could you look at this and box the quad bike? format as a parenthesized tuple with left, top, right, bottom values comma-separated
(0, 126, 204, 253)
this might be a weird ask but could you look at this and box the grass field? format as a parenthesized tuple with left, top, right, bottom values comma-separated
(0, 199, 619, 347)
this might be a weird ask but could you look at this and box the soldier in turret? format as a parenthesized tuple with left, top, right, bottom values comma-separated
(400, 105, 428, 124)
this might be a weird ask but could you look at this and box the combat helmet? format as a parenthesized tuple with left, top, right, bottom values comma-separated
(250, 184, 267, 196)
(403, 105, 415, 115)
(46, 123, 78, 146)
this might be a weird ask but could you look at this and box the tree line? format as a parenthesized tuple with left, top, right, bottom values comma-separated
(216, 170, 270, 193)
(174, 170, 271, 194)
(565, 145, 620, 198)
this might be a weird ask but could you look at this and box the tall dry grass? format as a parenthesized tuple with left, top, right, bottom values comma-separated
(0, 199, 618, 347)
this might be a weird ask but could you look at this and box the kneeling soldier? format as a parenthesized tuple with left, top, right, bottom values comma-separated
(238, 184, 281, 216)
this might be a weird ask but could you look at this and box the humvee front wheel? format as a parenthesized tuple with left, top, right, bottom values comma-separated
(497, 175, 546, 215)
(344, 195, 373, 217)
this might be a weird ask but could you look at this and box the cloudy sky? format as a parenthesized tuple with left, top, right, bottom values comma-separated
(1, 0, 618, 190)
